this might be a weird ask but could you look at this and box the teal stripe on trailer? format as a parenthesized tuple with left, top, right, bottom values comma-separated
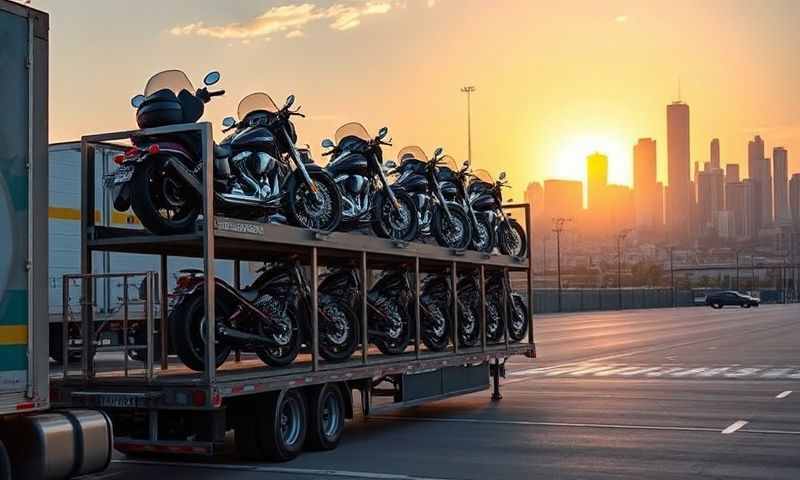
(0, 290, 27, 326)
(0, 345, 27, 371)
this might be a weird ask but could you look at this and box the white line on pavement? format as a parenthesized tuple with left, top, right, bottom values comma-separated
(776, 390, 792, 399)
(112, 460, 451, 480)
(721, 420, 748, 434)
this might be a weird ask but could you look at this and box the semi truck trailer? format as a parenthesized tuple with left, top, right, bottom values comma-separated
(0, 1, 112, 478)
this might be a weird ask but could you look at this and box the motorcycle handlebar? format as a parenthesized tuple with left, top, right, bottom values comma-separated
(208, 89, 225, 97)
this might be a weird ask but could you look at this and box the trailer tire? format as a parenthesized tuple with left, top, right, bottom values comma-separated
(306, 384, 346, 451)
(258, 390, 307, 462)
(0, 439, 10, 480)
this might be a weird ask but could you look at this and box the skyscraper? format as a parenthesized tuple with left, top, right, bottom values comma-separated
(747, 135, 772, 229)
(586, 152, 608, 212)
(710, 138, 720, 170)
(633, 138, 658, 229)
(725, 181, 755, 239)
(667, 101, 690, 241)
(790, 174, 800, 228)
(696, 168, 724, 234)
(773, 147, 789, 223)
(543, 179, 583, 221)
(725, 164, 740, 184)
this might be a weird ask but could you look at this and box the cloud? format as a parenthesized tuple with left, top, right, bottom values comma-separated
(170, 1, 395, 40)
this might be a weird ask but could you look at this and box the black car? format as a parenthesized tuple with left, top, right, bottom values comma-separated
(705, 291, 760, 309)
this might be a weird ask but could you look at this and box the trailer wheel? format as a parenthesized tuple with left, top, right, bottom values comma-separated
(306, 384, 346, 451)
(0, 439, 10, 480)
(258, 390, 308, 462)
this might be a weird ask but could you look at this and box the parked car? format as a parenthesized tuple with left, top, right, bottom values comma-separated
(705, 291, 760, 309)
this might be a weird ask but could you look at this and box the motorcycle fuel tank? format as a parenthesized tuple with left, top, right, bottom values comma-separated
(327, 152, 369, 177)
(228, 125, 276, 151)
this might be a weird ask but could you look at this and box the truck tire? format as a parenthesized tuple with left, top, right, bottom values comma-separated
(0, 439, 10, 480)
(306, 384, 346, 451)
(258, 390, 308, 462)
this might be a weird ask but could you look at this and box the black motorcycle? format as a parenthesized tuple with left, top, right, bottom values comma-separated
(485, 270, 529, 343)
(437, 156, 495, 253)
(468, 169, 527, 257)
(321, 124, 418, 241)
(109, 70, 341, 235)
(390, 147, 472, 249)
(168, 259, 359, 371)
(320, 268, 413, 355)
(419, 271, 482, 349)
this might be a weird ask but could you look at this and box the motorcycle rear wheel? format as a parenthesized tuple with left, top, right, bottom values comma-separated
(371, 295, 411, 355)
(318, 296, 359, 362)
(420, 294, 451, 352)
(255, 305, 301, 367)
(130, 156, 201, 235)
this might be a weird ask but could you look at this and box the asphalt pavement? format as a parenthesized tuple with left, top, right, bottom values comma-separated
(87, 304, 800, 479)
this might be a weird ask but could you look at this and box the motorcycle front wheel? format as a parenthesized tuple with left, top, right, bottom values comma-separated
(420, 293, 451, 352)
(457, 292, 481, 348)
(130, 156, 201, 235)
(432, 203, 472, 250)
(508, 293, 529, 342)
(370, 294, 411, 355)
(372, 190, 419, 242)
(471, 211, 496, 253)
(169, 291, 232, 372)
(284, 171, 342, 232)
(498, 218, 527, 257)
(318, 296, 359, 362)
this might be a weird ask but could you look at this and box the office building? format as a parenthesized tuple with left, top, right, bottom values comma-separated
(773, 147, 789, 223)
(790, 173, 800, 228)
(747, 135, 772, 227)
(543, 179, 583, 221)
(725, 164, 740, 184)
(586, 152, 608, 212)
(710, 138, 720, 170)
(725, 181, 754, 239)
(697, 168, 724, 233)
(633, 138, 658, 229)
(667, 101, 691, 241)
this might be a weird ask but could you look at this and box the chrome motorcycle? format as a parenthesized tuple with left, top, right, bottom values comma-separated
(468, 170, 527, 257)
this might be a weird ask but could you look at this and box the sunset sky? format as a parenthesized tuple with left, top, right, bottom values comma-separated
(36, 0, 800, 200)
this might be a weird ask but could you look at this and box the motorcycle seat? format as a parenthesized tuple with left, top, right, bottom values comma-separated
(240, 286, 260, 303)
(214, 143, 231, 159)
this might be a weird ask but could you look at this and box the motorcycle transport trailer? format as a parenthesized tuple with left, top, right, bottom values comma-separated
(49, 121, 536, 460)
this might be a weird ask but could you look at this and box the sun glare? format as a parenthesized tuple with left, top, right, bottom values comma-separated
(553, 133, 630, 186)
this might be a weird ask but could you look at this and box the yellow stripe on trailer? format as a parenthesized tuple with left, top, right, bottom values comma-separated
(0, 325, 28, 345)
(48, 207, 139, 225)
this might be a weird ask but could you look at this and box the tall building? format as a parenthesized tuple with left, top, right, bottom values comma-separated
(710, 138, 720, 170)
(606, 184, 635, 232)
(725, 181, 754, 239)
(633, 138, 658, 229)
(667, 101, 691, 241)
(725, 164, 740, 184)
(655, 182, 664, 227)
(773, 147, 789, 223)
(524, 181, 543, 211)
(586, 152, 608, 212)
(790, 173, 800, 228)
(543, 179, 583, 221)
(747, 135, 772, 228)
(696, 168, 724, 234)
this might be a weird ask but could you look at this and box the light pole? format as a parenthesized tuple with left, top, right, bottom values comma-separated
(461, 86, 475, 164)
(616, 229, 631, 309)
(552, 217, 571, 312)
(735, 249, 741, 291)
(669, 246, 675, 307)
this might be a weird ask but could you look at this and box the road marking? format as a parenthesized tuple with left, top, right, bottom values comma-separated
(371, 415, 721, 433)
(722, 420, 748, 434)
(506, 364, 800, 380)
(724, 368, 762, 378)
(761, 368, 795, 378)
(776, 390, 792, 399)
(113, 460, 451, 480)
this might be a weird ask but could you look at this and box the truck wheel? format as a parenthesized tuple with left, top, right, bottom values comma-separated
(0, 439, 10, 480)
(258, 390, 307, 462)
(306, 384, 346, 451)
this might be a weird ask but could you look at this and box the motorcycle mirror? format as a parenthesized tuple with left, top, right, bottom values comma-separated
(285, 94, 295, 109)
(378, 127, 388, 139)
(384, 160, 397, 169)
(433, 147, 443, 158)
(321, 138, 335, 149)
(222, 116, 236, 128)
(499, 171, 507, 180)
(203, 71, 221, 86)
(131, 95, 145, 109)
(462, 160, 469, 167)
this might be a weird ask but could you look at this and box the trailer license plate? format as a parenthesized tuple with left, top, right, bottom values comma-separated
(94, 394, 147, 408)
(114, 165, 134, 184)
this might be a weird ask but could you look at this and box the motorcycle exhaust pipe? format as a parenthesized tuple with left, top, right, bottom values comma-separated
(217, 324, 281, 346)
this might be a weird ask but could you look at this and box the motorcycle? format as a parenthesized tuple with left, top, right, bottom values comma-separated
(389, 147, 472, 249)
(168, 259, 359, 371)
(109, 70, 341, 235)
(321, 124, 418, 241)
(320, 268, 413, 355)
(468, 169, 528, 257)
(485, 270, 529, 343)
(437, 156, 495, 253)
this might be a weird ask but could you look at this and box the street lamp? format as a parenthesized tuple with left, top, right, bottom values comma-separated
(460, 86, 475, 164)
(552, 217, 571, 312)
(616, 229, 631, 309)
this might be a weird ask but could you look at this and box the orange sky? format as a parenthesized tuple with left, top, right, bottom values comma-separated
(37, 0, 800, 200)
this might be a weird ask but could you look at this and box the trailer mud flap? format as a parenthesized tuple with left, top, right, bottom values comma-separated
(401, 363, 489, 404)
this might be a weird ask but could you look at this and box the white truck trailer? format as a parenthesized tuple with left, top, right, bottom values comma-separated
(0, 1, 111, 478)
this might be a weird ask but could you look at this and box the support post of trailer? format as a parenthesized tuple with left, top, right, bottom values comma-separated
(361, 252, 368, 365)
(80, 141, 96, 379)
(160, 254, 168, 370)
(504, 267, 510, 351)
(491, 358, 502, 401)
(480, 265, 487, 352)
(414, 257, 421, 360)
(145, 272, 154, 381)
(200, 123, 216, 387)
(122, 274, 129, 377)
(234, 260, 241, 363)
(451, 261, 458, 353)
(311, 247, 319, 372)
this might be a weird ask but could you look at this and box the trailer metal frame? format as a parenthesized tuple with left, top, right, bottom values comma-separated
(50, 122, 535, 453)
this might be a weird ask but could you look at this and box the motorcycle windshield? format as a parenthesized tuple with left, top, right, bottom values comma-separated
(397, 146, 428, 163)
(144, 70, 194, 96)
(441, 155, 458, 172)
(237, 92, 280, 120)
(473, 169, 494, 185)
(334, 122, 372, 144)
